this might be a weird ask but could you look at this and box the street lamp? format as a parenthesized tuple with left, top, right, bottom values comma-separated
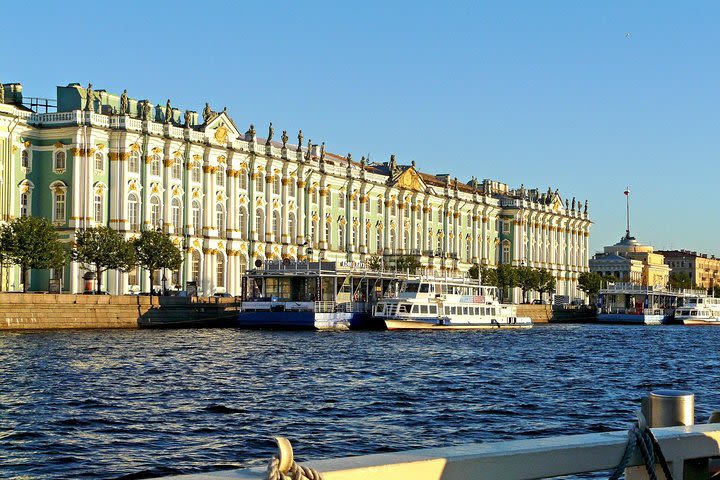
(161, 273, 167, 295)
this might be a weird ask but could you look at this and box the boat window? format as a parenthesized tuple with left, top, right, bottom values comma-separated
(398, 304, 409, 313)
(402, 282, 420, 293)
(490, 308, 496, 315)
(691, 310, 697, 316)
(445, 307, 451, 315)
(419, 284, 430, 293)
(376, 304, 384, 313)
(411, 305, 418, 313)
(420, 305, 428, 314)
(428, 305, 437, 314)
(475, 307, 480, 315)
(450, 306, 456, 315)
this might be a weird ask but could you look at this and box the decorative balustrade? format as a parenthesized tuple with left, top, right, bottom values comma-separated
(188, 130, 205, 143)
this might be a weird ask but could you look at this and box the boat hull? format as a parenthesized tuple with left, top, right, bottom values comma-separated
(236, 311, 380, 330)
(383, 318, 532, 330)
(682, 318, 720, 326)
(597, 313, 667, 325)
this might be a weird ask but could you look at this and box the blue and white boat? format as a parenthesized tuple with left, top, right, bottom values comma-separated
(237, 260, 410, 330)
(597, 283, 704, 325)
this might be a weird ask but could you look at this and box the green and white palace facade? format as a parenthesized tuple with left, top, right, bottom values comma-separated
(0, 82, 592, 300)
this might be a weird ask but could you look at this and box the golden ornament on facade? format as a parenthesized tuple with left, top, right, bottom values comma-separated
(54, 141, 64, 149)
(214, 126, 228, 143)
(151, 147, 162, 154)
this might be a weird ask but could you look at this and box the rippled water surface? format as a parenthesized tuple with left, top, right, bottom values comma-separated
(2, 324, 720, 479)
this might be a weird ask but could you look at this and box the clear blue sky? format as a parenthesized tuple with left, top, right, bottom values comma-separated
(4, 1, 720, 255)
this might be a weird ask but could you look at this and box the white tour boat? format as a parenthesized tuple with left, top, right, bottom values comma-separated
(374, 277, 532, 330)
(676, 296, 720, 325)
(597, 283, 706, 325)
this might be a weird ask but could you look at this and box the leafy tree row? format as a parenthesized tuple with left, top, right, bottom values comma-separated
(0, 217, 182, 293)
(469, 264, 556, 303)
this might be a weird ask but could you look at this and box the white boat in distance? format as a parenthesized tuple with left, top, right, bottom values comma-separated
(676, 296, 720, 325)
(597, 283, 706, 325)
(374, 276, 532, 330)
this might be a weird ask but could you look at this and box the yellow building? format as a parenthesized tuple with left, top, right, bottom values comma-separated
(590, 235, 669, 288)
(657, 250, 720, 290)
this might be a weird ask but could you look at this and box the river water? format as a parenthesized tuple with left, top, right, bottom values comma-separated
(1, 324, 719, 479)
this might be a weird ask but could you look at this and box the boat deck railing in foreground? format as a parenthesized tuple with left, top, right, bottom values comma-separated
(159, 423, 720, 479)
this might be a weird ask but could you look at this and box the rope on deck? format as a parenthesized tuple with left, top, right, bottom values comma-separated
(266, 436, 323, 480)
(608, 411, 673, 480)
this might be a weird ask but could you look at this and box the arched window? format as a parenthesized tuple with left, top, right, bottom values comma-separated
(128, 193, 140, 230)
(239, 172, 248, 190)
(255, 174, 264, 193)
(192, 201, 201, 232)
(21, 149, 30, 169)
(94, 151, 104, 172)
(255, 209, 265, 239)
(287, 213, 295, 243)
(216, 167, 225, 187)
(216, 254, 225, 288)
(94, 192, 104, 223)
(20, 191, 31, 218)
(192, 163, 201, 183)
(129, 150, 140, 173)
(377, 196, 383, 214)
(272, 211, 280, 238)
(191, 250, 201, 281)
(288, 179, 296, 197)
(150, 196, 161, 230)
(352, 195, 358, 211)
(216, 203, 225, 235)
(238, 207, 247, 239)
(171, 197, 182, 232)
(339, 191, 345, 209)
(502, 241, 511, 265)
(150, 154, 161, 176)
(54, 151, 66, 171)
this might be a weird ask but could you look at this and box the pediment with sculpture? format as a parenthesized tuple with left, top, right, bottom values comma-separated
(205, 112, 241, 144)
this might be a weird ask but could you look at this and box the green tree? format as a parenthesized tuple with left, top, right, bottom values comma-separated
(495, 263, 518, 302)
(712, 285, 720, 298)
(395, 255, 422, 274)
(516, 266, 540, 303)
(668, 272, 692, 290)
(468, 263, 479, 280)
(577, 271, 604, 297)
(480, 266, 498, 287)
(133, 230, 183, 294)
(0, 216, 67, 292)
(537, 268, 556, 303)
(72, 227, 136, 293)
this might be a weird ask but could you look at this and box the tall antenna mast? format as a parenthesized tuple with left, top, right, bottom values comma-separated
(624, 187, 631, 239)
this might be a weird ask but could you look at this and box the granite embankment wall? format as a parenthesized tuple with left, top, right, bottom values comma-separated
(0, 294, 239, 330)
(516, 304, 552, 323)
(515, 305, 596, 323)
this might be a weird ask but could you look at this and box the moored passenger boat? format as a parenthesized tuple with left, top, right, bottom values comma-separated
(676, 296, 720, 325)
(597, 283, 704, 325)
(237, 260, 411, 330)
(374, 277, 532, 330)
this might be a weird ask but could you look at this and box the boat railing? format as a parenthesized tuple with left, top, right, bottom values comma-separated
(335, 302, 370, 313)
(166, 422, 720, 480)
(314, 301, 336, 313)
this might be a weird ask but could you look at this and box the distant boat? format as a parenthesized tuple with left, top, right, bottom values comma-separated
(374, 276, 532, 330)
(596, 283, 704, 325)
(676, 296, 720, 325)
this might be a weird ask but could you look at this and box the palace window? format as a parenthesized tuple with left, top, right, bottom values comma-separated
(129, 151, 140, 173)
(325, 220, 331, 247)
(54, 151, 66, 172)
(389, 229, 396, 252)
(128, 266, 139, 287)
(94, 192, 104, 223)
(150, 154, 161, 176)
(287, 213, 296, 242)
(415, 231, 421, 251)
(171, 197, 182, 233)
(216, 254, 225, 289)
(191, 250, 201, 281)
(272, 211, 280, 238)
(192, 201, 201, 231)
(128, 194, 140, 231)
(255, 209, 265, 238)
(338, 225, 345, 250)
(466, 240, 472, 261)
(216, 167, 225, 187)
(503, 221, 510, 234)
(287, 179, 296, 197)
(467, 213, 472, 228)
(502, 242, 511, 264)
(239, 172, 248, 190)
(20, 191, 31, 218)
(54, 192, 66, 222)
(404, 229, 410, 250)
(310, 220, 318, 247)
(312, 188, 318, 206)
(352, 196, 358, 211)
(150, 196, 161, 230)
(172, 161, 182, 180)
(437, 236, 442, 252)
(325, 189, 331, 206)
(192, 163, 201, 183)
(377, 197, 383, 214)
(339, 192, 345, 209)
(255, 174, 264, 193)
(21, 149, 30, 170)
(352, 224, 358, 248)
(238, 208, 247, 239)
(216, 203, 225, 235)
(437, 209, 442, 223)
(273, 176, 281, 195)
(365, 198, 371, 213)
(95, 151, 104, 172)
(376, 230, 382, 252)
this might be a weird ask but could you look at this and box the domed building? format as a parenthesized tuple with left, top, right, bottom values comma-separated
(590, 234, 669, 287)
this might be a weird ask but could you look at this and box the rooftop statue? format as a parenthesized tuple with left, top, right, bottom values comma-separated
(305, 140, 312, 161)
(297, 130, 303, 151)
(519, 183, 525, 197)
(584, 200, 588, 214)
(0, 82, 4, 103)
(120, 89, 128, 115)
(565, 199, 569, 210)
(202, 102, 213, 124)
(141, 100, 152, 121)
(281, 130, 288, 148)
(84, 83, 94, 112)
(266, 122, 274, 146)
(320, 142, 325, 160)
(389, 154, 398, 175)
(184, 110, 192, 128)
(165, 99, 172, 124)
